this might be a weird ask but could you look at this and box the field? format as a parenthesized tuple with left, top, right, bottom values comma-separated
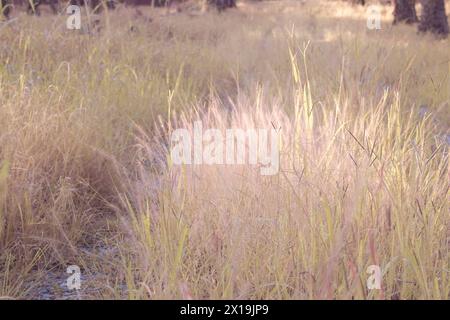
(0, 0, 449, 299)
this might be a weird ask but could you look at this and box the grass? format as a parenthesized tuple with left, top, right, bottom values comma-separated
(0, 0, 448, 299)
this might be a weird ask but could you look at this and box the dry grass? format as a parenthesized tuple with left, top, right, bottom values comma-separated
(0, 1, 449, 299)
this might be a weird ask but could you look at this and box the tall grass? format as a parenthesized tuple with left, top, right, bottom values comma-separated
(0, 2, 448, 299)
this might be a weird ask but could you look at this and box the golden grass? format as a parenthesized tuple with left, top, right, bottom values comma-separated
(0, 1, 449, 299)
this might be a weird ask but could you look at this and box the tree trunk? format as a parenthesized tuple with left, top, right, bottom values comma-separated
(213, 0, 236, 12)
(418, 0, 449, 37)
(393, 0, 418, 24)
(353, 0, 365, 5)
(1, 0, 11, 19)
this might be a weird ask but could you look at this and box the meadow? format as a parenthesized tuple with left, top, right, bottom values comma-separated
(0, 0, 449, 299)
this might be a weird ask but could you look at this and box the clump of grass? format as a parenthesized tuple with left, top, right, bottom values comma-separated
(124, 75, 448, 300)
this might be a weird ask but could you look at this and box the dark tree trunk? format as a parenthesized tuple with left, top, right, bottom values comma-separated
(27, 0, 59, 15)
(393, 0, 418, 24)
(49, 0, 58, 13)
(69, 0, 116, 12)
(418, 0, 449, 37)
(353, 0, 365, 5)
(1, 0, 11, 18)
(213, 0, 236, 12)
(27, 0, 41, 15)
